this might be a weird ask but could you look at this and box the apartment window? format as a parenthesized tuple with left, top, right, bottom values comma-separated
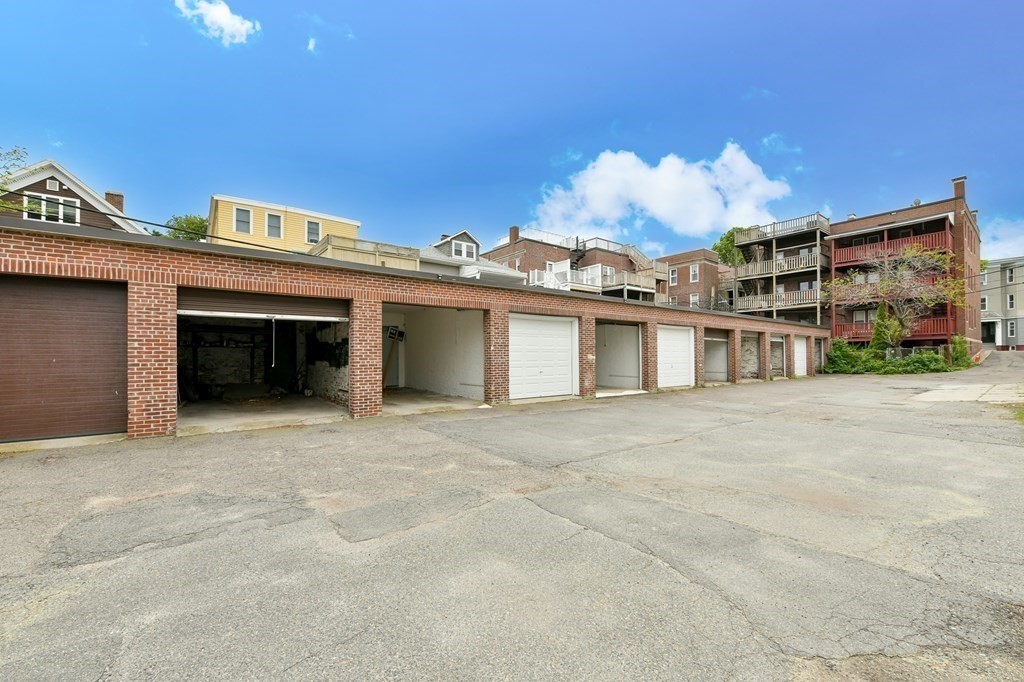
(546, 261, 555, 272)
(452, 240, 477, 259)
(265, 212, 283, 239)
(669, 268, 678, 286)
(852, 237, 865, 247)
(668, 296, 678, 305)
(514, 258, 521, 271)
(602, 266, 615, 278)
(23, 193, 79, 225)
(866, 234, 881, 244)
(689, 264, 699, 283)
(1010, 321, 1017, 338)
(689, 293, 700, 307)
(981, 271, 988, 285)
(853, 310, 866, 323)
(233, 207, 252, 234)
(799, 281, 811, 291)
(776, 284, 785, 295)
(897, 228, 912, 239)
(1009, 294, 1016, 310)
(306, 220, 321, 244)
(1009, 268, 1016, 284)
(980, 296, 988, 312)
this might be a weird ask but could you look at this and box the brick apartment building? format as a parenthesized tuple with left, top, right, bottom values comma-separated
(657, 248, 730, 309)
(827, 177, 982, 350)
(483, 226, 669, 302)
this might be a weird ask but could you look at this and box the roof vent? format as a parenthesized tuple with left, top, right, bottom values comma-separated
(847, 213, 857, 220)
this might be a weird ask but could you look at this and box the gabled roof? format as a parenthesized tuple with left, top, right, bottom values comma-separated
(432, 229, 481, 248)
(5, 159, 148, 234)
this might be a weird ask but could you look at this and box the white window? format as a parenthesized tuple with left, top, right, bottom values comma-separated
(1009, 321, 1017, 337)
(1009, 268, 1016, 284)
(452, 240, 476, 259)
(669, 268, 678, 286)
(545, 261, 555, 272)
(514, 258, 521, 271)
(23, 193, 79, 225)
(981, 271, 988, 285)
(689, 264, 699, 282)
(799, 281, 811, 291)
(602, 266, 616, 278)
(306, 220, 321, 244)
(668, 296, 678, 305)
(776, 284, 785, 294)
(265, 212, 283, 239)
(853, 310, 867, 323)
(46, 179, 60, 191)
(1009, 294, 1016, 310)
(689, 293, 700, 307)
(867, 271, 880, 283)
(233, 207, 251, 234)
(980, 296, 988, 312)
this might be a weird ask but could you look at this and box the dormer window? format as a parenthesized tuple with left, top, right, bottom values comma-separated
(452, 240, 476, 259)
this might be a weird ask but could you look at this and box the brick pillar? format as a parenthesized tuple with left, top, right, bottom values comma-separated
(727, 328, 741, 383)
(348, 298, 382, 418)
(758, 331, 770, 380)
(806, 336, 817, 377)
(483, 308, 509, 404)
(127, 281, 177, 438)
(693, 326, 706, 386)
(640, 321, 658, 391)
(579, 316, 597, 398)
(785, 333, 796, 378)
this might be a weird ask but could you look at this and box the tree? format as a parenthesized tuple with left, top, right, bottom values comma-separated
(0, 146, 28, 214)
(824, 245, 966, 346)
(161, 214, 208, 241)
(868, 304, 902, 352)
(712, 227, 746, 266)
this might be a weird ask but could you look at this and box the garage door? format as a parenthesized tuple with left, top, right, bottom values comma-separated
(509, 314, 576, 399)
(0, 276, 127, 442)
(794, 335, 808, 376)
(657, 325, 694, 388)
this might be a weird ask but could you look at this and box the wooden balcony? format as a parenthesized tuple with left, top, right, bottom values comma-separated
(833, 231, 952, 267)
(735, 213, 830, 245)
(735, 252, 820, 279)
(736, 289, 820, 312)
(834, 316, 952, 342)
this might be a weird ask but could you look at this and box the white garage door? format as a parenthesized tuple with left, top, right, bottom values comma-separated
(509, 314, 577, 399)
(794, 335, 808, 376)
(657, 325, 695, 388)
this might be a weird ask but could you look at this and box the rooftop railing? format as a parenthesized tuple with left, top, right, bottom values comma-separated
(734, 213, 831, 245)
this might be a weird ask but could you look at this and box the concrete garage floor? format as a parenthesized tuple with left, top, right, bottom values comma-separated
(2, 354, 1024, 679)
(381, 387, 488, 416)
(177, 395, 347, 436)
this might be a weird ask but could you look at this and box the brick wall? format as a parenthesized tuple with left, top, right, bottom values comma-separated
(0, 226, 829, 438)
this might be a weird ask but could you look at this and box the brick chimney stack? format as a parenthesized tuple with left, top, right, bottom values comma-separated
(509, 225, 520, 242)
(105, 191, 125, 212)
(952, 176, 966, 200)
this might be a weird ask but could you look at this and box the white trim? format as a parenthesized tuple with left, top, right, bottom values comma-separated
(431, 229, 481, 248)
(264, 211, 283, 239)
(233, 206, 252, 234)
(669, 268, 678, 286)
(211, 194, 361, 227)
(1008, 294, 1016, 310)
(22, 192, 80, 226)
(1009, 321, 1017, 338)
(306, 219, 321, 244)
(824, 212, 954, 240)
(177, 309, 346, 322)
(452, 239, 477, 260)
(688, 292, 700, 307)
(689, 263, 699, 283)
(5, 159, 147, 234)
(980, 296, 987, 312)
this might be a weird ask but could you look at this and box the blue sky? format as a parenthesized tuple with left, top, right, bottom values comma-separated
(3, 1, 1023, 257)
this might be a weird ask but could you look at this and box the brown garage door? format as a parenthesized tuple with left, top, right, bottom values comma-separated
(0, 276, 128, 442)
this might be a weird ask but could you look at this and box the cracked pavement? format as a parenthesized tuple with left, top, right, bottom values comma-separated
(2, 353, 1024, 679)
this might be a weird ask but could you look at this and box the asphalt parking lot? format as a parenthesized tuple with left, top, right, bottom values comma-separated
(2, 353, 1024, 680)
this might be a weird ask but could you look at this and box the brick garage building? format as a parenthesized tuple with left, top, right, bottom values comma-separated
(0, 221, 830, 442)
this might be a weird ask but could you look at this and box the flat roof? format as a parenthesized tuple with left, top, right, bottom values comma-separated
(211, 194, 361, 227)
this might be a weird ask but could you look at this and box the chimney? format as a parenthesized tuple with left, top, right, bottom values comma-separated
(509, 225, 520, 242)
(105, 190, 125, 212)
(952, 176, 966, 199)
(847, 213, 857, 221)
(971, 209, 978, 223)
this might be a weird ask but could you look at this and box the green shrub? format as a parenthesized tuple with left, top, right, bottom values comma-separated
(950, 335, 973, 369)
(876, 352, 951, 374)
(825, 339, 955, 375)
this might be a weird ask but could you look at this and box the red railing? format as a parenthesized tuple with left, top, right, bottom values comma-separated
(833, 231, 951, 267)
(834, 316, 952, 341)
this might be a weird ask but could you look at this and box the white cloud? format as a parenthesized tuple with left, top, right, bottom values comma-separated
(760, 133, 802, 155)
(174, 0, 261, 46)
(982, 218, 1024, 260)
(641, 240, 666, 257)
(742, 87, 777, 101)
(821, 201, 833, 219)
(528, 143, 790, 240)
(307, 37, 317, 53)
(550, 147, 582, 167)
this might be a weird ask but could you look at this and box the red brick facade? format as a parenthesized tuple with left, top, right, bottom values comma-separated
(659, 249, 722, 306)
(0, 224, 829, 439)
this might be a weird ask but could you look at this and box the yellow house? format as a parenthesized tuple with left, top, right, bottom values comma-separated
(207, 195, 360, 253)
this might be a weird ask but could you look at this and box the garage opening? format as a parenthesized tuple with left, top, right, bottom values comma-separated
(657, 324, 694, 389)
(595, 322, 643, 397)
(740, 332, 761, 379)
(176, 288, 350, 435)
(770, 334, 786, 377)
(0, 275, 127, 443)
(704, 329, 730, 383)
(380, 304, 486, 415)
(509, 313, 579, 401)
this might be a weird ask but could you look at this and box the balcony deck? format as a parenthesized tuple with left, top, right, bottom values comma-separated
(833, 231, 951, 267)
(735, 289, 820, 312)
(735, 213, 830, 245)
(834, 316, 952, 342)
(735, 252, 821, 279)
